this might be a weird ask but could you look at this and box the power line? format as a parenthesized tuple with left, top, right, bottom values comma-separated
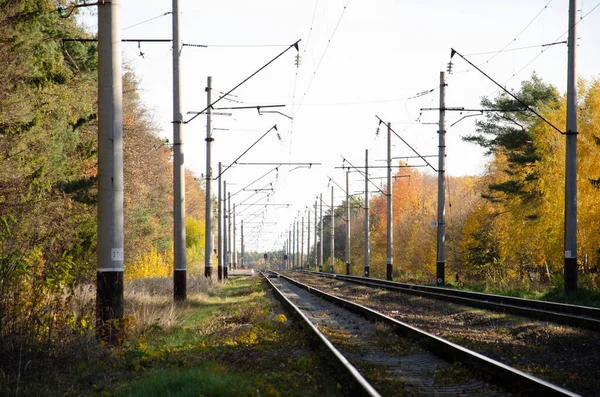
(285, 89, 437, 107)
(340, 156, 386, 195)
(122, 11, 172, 31)
(463, 41, 566, 57)
(326, 175, 364, 209)
(293, 0, 353, 118)
(183, 40, 300, 125)
(291, 0, 320, 113)
(375, 116, 438, 172)
(122, 41, 171, 89)
(230, 166, 280, 199)
(289, 0, 322, 162)
(454, 0, 554, 74)
(182, 43, 288, 48)
(501, 1, 600, 86)
(450, 49, 563, 134)
(484, 0, 554, 65)
(216, 125, 278, 180)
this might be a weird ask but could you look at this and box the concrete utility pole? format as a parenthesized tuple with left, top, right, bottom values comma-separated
(288, 229, 292, 270)
(241, 220, 244, 269)
(314, 200, 318, 270)
(346, 170, 351, 275)
(386, 123, 394, 281)
(301, 216, 305, 269)
(217, 162, 223, 281)
(204, 76, 213, 279)
(330, 186, 335, 274)
(97, 0, 124, 340)
(172, 0, 187, 298)
(307, 211, 311, 270)
(364, 149, 370, 277)
(233, 204, 237, 269)
(292, 222, 296, 270)
(227, 191, 232, 272)
(296, 219, 300, 269)
(564, 0, 578, 292)
(223, 182, 228, 279)
(436, 71, 447, 286)
(319, 193, 323, 272)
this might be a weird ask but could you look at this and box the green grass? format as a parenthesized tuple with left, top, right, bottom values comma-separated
(434, 274, 600, 308)
(122, 364, 255, 397)
(3, 276, 345, 397)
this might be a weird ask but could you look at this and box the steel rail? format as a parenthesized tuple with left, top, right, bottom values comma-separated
(261, 271, 382, 397)
(275, 271, 579, 397)
(300, 271, 600, 331)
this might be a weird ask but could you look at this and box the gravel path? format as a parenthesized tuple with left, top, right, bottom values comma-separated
(286, 272, 599, 397)
(270, 275, 511, 396)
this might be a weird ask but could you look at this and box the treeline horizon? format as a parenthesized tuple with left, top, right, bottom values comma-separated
(251, 75, 600, 289)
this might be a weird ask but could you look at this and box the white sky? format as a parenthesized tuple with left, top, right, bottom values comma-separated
(79, 0, 600, 253)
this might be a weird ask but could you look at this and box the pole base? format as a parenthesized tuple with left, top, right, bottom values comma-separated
(364, 267, 370, 278)
(436, 261, 445, 285)
(386, 263, 393, 281)
(217, 265, 223, 281)
(224, 267, 228, 279)
(204, 266, 212, 279)
(346, 262, 350, 276)
(96, 271, 124, 343)
(319, 266, 323, 272)
(564, 257, 578, 292)
(175, 270, 187, 301)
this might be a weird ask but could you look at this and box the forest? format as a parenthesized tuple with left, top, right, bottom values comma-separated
(1, 0, 600, 384)
(287, 74, 600, 289)
(0, 0, 208, 359)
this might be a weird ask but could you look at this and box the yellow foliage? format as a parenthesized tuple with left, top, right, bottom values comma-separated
(186, 217, 205, 249)
(276, 314, 287, 324)
(125, 246, 173, 280)
(459, 78, 600, 283)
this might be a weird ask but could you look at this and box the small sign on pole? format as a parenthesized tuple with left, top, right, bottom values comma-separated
(430, 221, 438, 227)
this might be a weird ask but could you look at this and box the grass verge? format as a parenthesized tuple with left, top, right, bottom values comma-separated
(2, 275, 345, 397)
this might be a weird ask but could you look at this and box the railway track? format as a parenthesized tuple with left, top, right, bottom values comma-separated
(263, 271, 579, 396)
(299, 270, 600, 331)
(284, 271, 600, 396)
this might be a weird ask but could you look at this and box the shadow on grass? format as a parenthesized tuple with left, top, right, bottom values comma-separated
(2, 276, 347, 397)
(122, 364, 255, 397)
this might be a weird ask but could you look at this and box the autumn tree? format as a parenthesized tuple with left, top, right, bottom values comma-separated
(0, 0, 99, 353)
(462, 75, 600, 285)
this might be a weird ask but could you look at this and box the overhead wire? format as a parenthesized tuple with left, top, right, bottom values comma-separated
(502, 1, 600, 86)
(326, 175, 364, 209)
(464, 0, 600, 106)
(291, 0, 320, 114)
(453, 0, 554, 74)
(182, 43, 288, 48)
(122, 11, 172, 31)
(288, 88, 437, 107)
(124, 41, 171, 89)
(293, 0, 353, 119)
(183, 40, 300, 125)
(463, 41, 566, 57)
(288, 0, 321, 160)
(340, 156, 386, 195)
(484, 0, 554, 65)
